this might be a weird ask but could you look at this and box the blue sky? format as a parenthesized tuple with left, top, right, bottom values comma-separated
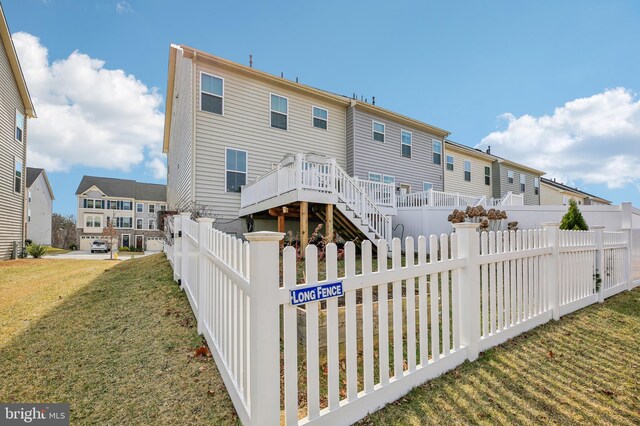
(4, 0, 640, 215)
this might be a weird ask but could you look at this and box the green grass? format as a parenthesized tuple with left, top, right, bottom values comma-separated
(44, 246, 71, 255)
(0, 255, 238, 425)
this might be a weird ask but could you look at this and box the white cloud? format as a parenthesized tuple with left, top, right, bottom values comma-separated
(146, 157, 167, 180)
(478, 88, 640, 189)
(115, 1, 133, 14)
(12, 32, 164, 177)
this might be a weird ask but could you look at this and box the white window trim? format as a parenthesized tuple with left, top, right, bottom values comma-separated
(224, 147, 249, 193)
(372, 121, 385, 142)
(399, 183, 412, 194)
(367, 172, 382, 182)
(148, 218, 156, 230)
(401, 129, 412, 158)
(136, 203, 144, 213)
(432, 140, 442, 164)
(383, 175, 395, 184)
(15, 109, 24, 143)
(199, 71, 224, 115)
(269, 93, 289, 131)
(311, 105, 328, 130)
(148, 204, 155, 213)
(446, 155, 454, 171)
(508, 170, 514, 183)
(28, 190, 32, 203)
(136, 218, 143, 230)
(423, 182, 433, 192)
(464, 160, 471, 181)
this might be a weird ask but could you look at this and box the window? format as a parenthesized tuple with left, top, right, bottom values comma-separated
(95, 199, 103, 209)
(14, 158, 22, 193)
(399, 183, 411, 194)
(226, 148, 247, 192)
(200, 73, 223, 114)
(116, 217, 132, 228)
(507, 170, 514, 184)
(149, 204, 155, 213)
(432, 140, 442, 165)
(534, 178, 540, 195)
(85, 216, 93, 227)
(160, 204, 166, 211)
(312, 106, 328, 129)
(401, 130, 412, 158)
(423, 182, 433, 191)
(28, 191, 31, 203)
(270, 94, 288, 130)
(15, 110, 24, 142)
(136, 218, 143, 230)
(93, 216, 102, 228)
(148, 218, 156, 230)
(520, 174, 526, 192)
(464, 160, 471, 182)
(28, 209, 31, 223)
(562, 196, 568, 205)
(383, 175, 395, 184)
(446, 155, 454, 171)
(484, 166, 491, 186)
(368, 172, 382, 182)
(122, 201, 132, 211)
(136, 203, 143, 213)
(372, 121, 385, 142)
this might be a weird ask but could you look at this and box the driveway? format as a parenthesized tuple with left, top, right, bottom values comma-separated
(48, 250, 159, 260)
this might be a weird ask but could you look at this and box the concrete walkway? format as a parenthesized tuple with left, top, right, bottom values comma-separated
(47, 250, 160, 260)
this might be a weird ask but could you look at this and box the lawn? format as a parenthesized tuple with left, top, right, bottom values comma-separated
(0, 255, 237, 424)
(0, 255, 638, 425)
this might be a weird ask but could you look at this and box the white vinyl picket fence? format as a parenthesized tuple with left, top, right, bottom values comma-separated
(164, 215, 636, 426)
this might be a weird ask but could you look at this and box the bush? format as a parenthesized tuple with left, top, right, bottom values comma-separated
(560, 199, 589, 230)
(68, 243, 78, 250)
(118, 246, 130, 252)
(26, 243, 48, 258)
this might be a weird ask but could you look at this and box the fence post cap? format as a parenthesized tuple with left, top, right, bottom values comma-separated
(590, 225, 605, 230)
(196, 217, 215, 224)
(244, 231, 285, 242)
(452, 222, 479, 230)
(540, 222, 560, 228)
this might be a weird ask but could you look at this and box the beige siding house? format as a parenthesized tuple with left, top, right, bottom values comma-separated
(0, 4, 36, 260)
(164, 45, 351, 235)
(541, 178, 610, 206)
(443, 141, 494, 198)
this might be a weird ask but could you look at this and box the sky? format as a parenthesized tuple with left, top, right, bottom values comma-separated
(3, 0, 640, 216)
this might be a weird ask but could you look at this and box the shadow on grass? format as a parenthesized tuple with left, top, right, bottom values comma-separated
(358, 288, 640, 425)
(0, 254, 239, 425)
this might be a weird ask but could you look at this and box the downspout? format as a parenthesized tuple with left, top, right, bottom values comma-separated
(191, 51, 197, 210)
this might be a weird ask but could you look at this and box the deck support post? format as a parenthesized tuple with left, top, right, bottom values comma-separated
(278, 214, 285, 248)
(300, 201, 309, 258)
(326, 204, 334, 243)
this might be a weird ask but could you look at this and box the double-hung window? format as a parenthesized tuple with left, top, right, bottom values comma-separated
(270, 94, 288, 130)
(423, 182, 433, 191)
(372, 121, 385, 142)
(534, 178, 539, 195)
(14, 158, 22, 193)
(312, 106, 328, 129)
(484, 166, 491, 185)
(149, 219, 156, 230)
(122, 201, 132, 211)
(149, 204, 155, 213)
(15, 110, 24, 142)
(226, 148, 247, 192)
(136, 203, 143, 213)
(93, 216, 102, 228)
(85, 216, 93, 228)
(201, 73, 223, 114)
(520, 174, 526, 192)
(383, 175, 395, 185)
(432, 140, 442, 165)
(446, 155, 454, 171)
(507, 170, 514, 184)
(401, 130, 412, 158)
(464, 160, 471, 182)
(136, 218, 143, 230)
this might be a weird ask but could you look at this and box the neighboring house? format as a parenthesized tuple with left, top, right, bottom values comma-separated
(443, 140, 495, 199)
(75, 176, 167, 251)
(541, 177, 611, 206)
(0, 4, 36, 260)
(163, 44, 451, 237)
(26, 168, 54, 245)
(491, 156, 544, 206)
(346, 101, 449, 194)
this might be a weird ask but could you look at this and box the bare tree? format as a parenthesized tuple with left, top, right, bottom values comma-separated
(101, 215, 118, 260)
(51, 213, 77, 249)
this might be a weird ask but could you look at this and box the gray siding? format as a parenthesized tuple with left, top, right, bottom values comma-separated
(350, 107, 444, 192)
(26, 174, 52, 245)
(493, 162, 541, 205)
(166, 50, 193, 212)
(346, 106, 354, 175)
(0, 37, 27, 259)
(191, 61, 347, 234)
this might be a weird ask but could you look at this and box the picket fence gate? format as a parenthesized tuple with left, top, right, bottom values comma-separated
(164, 213, 635, 426)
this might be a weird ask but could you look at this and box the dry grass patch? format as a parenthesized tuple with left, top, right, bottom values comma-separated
(0, 254, 238, 425)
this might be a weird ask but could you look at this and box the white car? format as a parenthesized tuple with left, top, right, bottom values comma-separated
(90, 241, 109, 253)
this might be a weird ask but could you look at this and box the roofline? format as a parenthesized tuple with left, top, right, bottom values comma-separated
(541, 177, 611, 204)
(494, 158, 546, 176)
(163, 43, 451, 152)
(40, 169, 55, 200)
(445, 140, 496, 161)
(353, 101, 450, 138)
(0, 4, 35, 118)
